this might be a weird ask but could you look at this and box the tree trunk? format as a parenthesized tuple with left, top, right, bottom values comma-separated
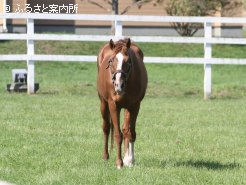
(111, 0, 119, 35)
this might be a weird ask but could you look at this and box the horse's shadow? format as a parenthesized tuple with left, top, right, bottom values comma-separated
(144, 158, 240, 170)
(174, 160, 240, 170)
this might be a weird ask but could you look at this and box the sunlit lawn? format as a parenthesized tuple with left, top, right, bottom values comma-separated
(0, 40, 246, 184)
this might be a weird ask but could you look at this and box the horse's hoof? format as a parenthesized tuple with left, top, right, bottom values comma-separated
(124, 162, 134, 168)
(123, 158, 134, 167)
(123, 150, 134, 167)
(116, 159, 123, 169)
(103, 154, 109, 161)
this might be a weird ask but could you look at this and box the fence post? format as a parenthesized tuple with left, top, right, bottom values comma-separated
(26, 18, 35, 94)
(3, 0, 7, 32)
(114, 18, 122, 37)
(204, 22, 212, 100)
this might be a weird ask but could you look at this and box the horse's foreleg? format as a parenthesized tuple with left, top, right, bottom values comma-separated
(108, 100, 123, 169)
(123, 109, 132, 166)
(100, 99, 110, 161)
(123, 104, 140, 167)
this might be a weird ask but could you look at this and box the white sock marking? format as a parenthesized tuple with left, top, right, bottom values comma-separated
(123, 142, 134, 167)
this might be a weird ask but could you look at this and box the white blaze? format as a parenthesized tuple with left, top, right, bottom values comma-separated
(116, 52, 124, 70)
(115, 53, 124, 92)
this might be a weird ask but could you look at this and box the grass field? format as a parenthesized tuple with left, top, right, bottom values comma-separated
(0, 40, 246, 185)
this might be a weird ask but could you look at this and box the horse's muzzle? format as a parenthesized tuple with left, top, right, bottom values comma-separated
(116, 89, 125, 95)
(115, 83, 125, 95)
(112, 71, 126, 95)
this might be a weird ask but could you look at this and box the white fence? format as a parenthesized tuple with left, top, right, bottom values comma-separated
(0, 13, 246, 99)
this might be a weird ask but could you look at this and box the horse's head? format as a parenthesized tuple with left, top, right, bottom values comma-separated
(107, 38, 132, 95)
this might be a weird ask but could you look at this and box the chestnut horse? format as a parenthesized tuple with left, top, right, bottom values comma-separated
(97, 38, 148, 169)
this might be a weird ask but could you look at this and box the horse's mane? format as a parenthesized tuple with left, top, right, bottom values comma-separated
(112, 38, 129, 54)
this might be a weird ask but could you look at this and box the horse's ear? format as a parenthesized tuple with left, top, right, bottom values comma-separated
(126, 38, 131, 49)
(109, 39, 115, 50)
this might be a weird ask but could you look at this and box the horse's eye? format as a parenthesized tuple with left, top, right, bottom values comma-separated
(109, 58, 114, 65)
(106, 59, 113, 69)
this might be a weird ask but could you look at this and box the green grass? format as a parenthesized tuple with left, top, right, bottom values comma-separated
(0, 40, 246, 185)
(1, 40, 246, 58)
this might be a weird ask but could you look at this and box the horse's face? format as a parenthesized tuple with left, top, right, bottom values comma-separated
(108, 39, 132, 95)
(109, 49, 131, 95)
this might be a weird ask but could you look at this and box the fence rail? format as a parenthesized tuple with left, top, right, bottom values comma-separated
(1, 33, 246, 45)
(0, 13, 246, 98)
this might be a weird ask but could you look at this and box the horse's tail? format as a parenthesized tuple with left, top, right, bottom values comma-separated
(109, 118, 114, 154)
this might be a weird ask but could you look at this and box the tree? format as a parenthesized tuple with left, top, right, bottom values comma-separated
(81, 0, 163, 33)
(165, 0, 222, 36)
(220, 0, 243, 17)
(81, 0, 243, 36)
(81, 0, 163, 15)
(164, 0, 243, 36)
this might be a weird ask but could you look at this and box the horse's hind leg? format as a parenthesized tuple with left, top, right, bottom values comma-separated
(100, 99, 110, 161)
(123, 103, 140, 167)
